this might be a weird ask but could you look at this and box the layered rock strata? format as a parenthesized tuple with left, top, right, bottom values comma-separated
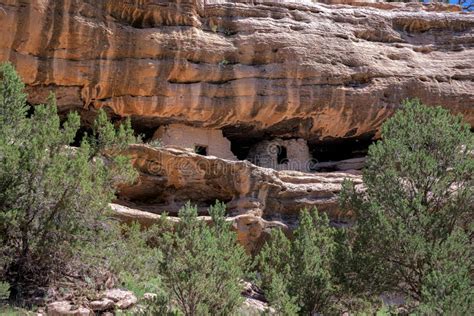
(118, 145, 362, 218)
(0, 0, 472, 145)
(114, 144, 362, 251)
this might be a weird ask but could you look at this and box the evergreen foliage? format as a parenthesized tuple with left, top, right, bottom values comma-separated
(79, 222, 165, 298)
(0, 63, 138, 303)
(340, 99, 473, 312)
(255, 209, 342, 315)
(159, 202, 249, 316)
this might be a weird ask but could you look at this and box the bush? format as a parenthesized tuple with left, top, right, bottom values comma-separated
(159, 202, 249, 316)
(79, 221, 165, 298)
(255, 209, 343, 315)
(0, 282, 9, 301)
(0, 63, 138, 303)
(340, 99, 473, 312)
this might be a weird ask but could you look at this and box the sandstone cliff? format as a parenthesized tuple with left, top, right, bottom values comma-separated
(118, 144, 362, 217)
(113, 144, 362, 252)
(0, 0, 472, 146)
(1, 0, 473, 250)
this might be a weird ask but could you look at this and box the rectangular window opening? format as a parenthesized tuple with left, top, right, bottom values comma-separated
(277, 145, 288, 164)
(194, 145, 208, 156)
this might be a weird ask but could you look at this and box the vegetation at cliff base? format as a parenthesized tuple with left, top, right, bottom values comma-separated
(255, 209, 342, 315)
(341, 99, 474, 313)
(159, 202, 248, 315)
(0, 62, 138, 303)
(0, 64, 250, 314)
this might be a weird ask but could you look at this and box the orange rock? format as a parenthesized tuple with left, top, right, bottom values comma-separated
(112, 144, 362, 252)
(0, 0, 471, 142)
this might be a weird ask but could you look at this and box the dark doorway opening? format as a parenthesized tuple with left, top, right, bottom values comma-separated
(194, 145, 208, 156)
(227, 137, 260, 160)
(277, 145, 288, 164)
(310, 133, 375, 162)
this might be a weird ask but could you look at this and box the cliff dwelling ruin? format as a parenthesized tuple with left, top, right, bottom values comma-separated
(151, 124, 373, 172)
(153, 124, 237, 160)
(247, 138, 313, 172)
(153, 124, 314, 171)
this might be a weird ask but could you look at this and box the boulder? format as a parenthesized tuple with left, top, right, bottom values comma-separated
(89, 298, 115, 312)
(46, 301, 92, 316)
(104, 289, 137, 310)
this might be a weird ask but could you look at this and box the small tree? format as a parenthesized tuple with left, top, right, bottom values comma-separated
(255, 209, 342, 315)
(159, 202, 249, 316)
(340, 99, 473, 312)
(79, 222, 164, 297)
(0, 63, 138, 303)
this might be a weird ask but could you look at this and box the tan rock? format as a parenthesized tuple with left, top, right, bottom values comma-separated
(115, 296, 138, 310)
(89, 298, 114, 312)
(0, 0, 471, 143)
(241, 297, 273, 315)
(46, 301, 92, 316)
(118, 144, 362, 219)
(109, 203, 285, 254)
(313, 157, 366, 171)
(104, 289, 137, 310)
(143, 293, 158, 301)
(112, 144, 361, 252)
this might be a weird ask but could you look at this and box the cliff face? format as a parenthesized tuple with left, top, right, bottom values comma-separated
(0, 0, 473, 145)
(115, 145, 363, 253)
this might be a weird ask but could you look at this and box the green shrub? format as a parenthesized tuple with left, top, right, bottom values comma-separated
(340, 99, 474, 312)
(414, 228, 473, 314)
(159, 202, 249, 316)
(79, 221, 164, 298)
(0, 63, 138, 303)
(0, 282, 9, 300)
(255, 209, 343, 315)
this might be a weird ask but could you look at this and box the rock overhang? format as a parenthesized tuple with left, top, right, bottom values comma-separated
(0, 0, 472, 144)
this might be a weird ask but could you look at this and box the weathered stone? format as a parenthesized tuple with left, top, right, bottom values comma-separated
(240, 281, 274, 315)
(0, 0, 471, 144)
(89, 298, 114, 312)
(313, 157, 366, 171)
(247, 138, 312, 172)
(154, 124, 236, 160)
(104, 289, 133, 302)
(115, 296, 138, 310)
(109, 203, 286, 254)
(143, 293, 158, 301)
(241, 297, 272, 315)
(109, 203, 178, 227)
(118, 144, 362, 219)
(46, 301, 92, 316)
(104, 289, 137, 310)
(112, 144, 361, 252)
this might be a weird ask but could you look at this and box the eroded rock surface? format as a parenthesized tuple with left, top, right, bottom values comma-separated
(110, 144, 360, 252)
(46, 301, 92, 316)
(0, 0, 472, 144)
(118, 144, 362, 218)
(110, 202, 288, 253)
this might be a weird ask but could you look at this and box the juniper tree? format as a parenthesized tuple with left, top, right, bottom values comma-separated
(340, 99, 473, 312)
(0, 63, 137, 303)
(255, 209, 342, 315)
(159, 202, 249, 316)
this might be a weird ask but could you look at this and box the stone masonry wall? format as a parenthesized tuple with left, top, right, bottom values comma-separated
(153, 124, 237, 160)
(247, 138, 312, 172)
